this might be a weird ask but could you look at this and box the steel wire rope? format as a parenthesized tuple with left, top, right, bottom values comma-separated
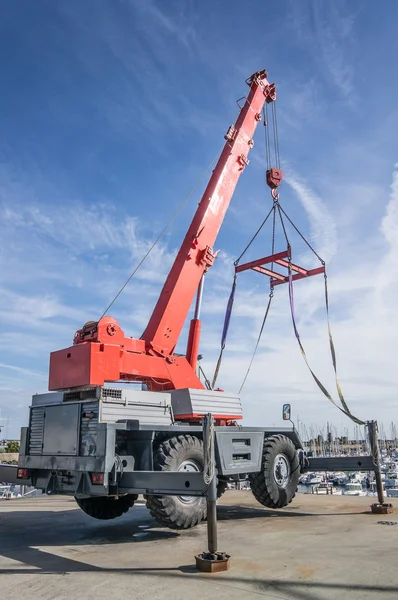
(211, 205, 275, 390)
(99, 148, 223, 320)
(276, 202, 290, 248)
(278, 204, 324, 264)
(203, 415, 215, 485)
(238, 204, 280, 394)
(264, 105, 271, 171)
(218, 103, 282, 393)
(238, 287, 274, 395)
(234, 204, 275, 265)
(272, 100, 281, 170)
(271, 101, 279, 170)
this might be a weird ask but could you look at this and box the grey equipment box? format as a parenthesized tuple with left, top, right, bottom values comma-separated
(32, 386, 173, 426)
(28, 387, 174, 458)
(170, 388, 243, 419)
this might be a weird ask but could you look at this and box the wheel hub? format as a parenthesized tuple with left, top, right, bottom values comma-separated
(274, 453, 291, 489)
(177, 459, 200, 504)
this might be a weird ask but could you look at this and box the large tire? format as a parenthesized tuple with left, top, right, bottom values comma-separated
(75, 494, 138, 520)
(249, 434, 299, 509)
(146, 435, 207, 530)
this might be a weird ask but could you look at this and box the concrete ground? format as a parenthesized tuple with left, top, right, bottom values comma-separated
(0, 492, 397, 600)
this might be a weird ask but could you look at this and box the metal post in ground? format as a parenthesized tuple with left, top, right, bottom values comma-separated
(195, 413, 230, 572)
(207, 469, 218, 553)
(367, 420, 393, 515)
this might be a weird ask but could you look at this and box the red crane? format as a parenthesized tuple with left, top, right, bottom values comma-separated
(48, 70, 278, 413)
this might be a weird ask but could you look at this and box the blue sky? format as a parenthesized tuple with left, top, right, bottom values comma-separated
(1, 0, 398, 439)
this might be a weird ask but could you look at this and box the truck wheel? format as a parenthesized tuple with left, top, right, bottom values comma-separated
(249, 434, 299, 509)
(146, 435, 207, 530)
(75, 494, 138, 520)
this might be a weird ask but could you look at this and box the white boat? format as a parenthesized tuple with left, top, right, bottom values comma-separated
(342, 482, 367, 496)
(330, 472, 346, 484)
(309, 475, 324, 485)
(300, 473, 315, 485)
(336, 475, 349, 485)
(312, 482, 342, 495)
(348, 471, 366, 483)
(384, 472, 398, 488)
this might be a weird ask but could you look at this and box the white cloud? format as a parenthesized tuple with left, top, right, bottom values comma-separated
(211, 164, 398, 434)
(0, 363, 46, 380)
(379, 164, 398, 279)
(0, 2, 397, 442)
(293, 1, 357, 103)
(1, 165, 397, 440)
(285, 170, 338, 263)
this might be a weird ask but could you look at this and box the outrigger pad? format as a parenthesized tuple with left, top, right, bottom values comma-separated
(195, 552, 231, 572)
(371, 503, 394, 515)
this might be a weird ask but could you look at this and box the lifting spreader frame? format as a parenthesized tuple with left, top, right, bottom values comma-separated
(235, 247, 326, 287)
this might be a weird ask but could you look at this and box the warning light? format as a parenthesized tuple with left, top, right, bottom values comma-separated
(91, 473, 105, 485)
(17, 468, 30, 479)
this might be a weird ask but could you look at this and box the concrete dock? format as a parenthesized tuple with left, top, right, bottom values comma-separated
(0, 491, 397, 599)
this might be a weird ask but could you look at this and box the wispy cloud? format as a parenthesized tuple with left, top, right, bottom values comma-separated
(289, 0, 357, 104)
(213, 164, 398, 431)
(1, 0, 397, 439)
(132, 0, 197, 52)
(57, 0, 223, 143)
(0, 197, 176, 287)
(285, 171, 338, 263)
(311, 2, 356, 102)
(0, 363, 46, 380)
(380, 163, 398, 278)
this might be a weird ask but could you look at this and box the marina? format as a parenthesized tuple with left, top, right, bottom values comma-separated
(296, 446, 398, 499)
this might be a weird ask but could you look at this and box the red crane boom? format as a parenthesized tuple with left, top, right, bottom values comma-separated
(48, 70, 276, 397)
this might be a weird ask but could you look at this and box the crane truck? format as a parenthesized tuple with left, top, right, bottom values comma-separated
(12, 71, 316, 528)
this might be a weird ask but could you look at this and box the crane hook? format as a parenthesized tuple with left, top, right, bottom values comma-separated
(272, 188, 279, 201)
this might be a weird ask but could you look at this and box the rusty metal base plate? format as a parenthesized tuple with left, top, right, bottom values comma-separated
(195, 552, 230, 572)
(371, 503, 394, 514)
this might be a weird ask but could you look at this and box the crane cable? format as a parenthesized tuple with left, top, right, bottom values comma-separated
(237, 205, 277, 394)
(288, 265, 365, 426)
(215, 199, 365, 425)
(277, 205, 366, 426)
(213, 97, 365, 425)
(99, 148, 222, 320)
(212, 103, 282, 391)
(211, 204, 276, 390)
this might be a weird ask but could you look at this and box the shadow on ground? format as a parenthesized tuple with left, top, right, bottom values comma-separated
(0, 549, 397, 600)
(1, 501, 397, 599)
(0, 500, 369, 549)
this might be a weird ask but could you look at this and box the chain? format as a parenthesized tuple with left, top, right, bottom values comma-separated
(234, 204, 275, 266)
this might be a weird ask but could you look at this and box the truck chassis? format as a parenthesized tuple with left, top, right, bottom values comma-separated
(9, 385, 305, 528)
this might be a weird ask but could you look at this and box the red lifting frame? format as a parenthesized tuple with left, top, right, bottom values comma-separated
(235, 249, 325, 287)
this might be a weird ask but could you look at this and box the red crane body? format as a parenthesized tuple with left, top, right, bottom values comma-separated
(49, 70, 277, 415)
